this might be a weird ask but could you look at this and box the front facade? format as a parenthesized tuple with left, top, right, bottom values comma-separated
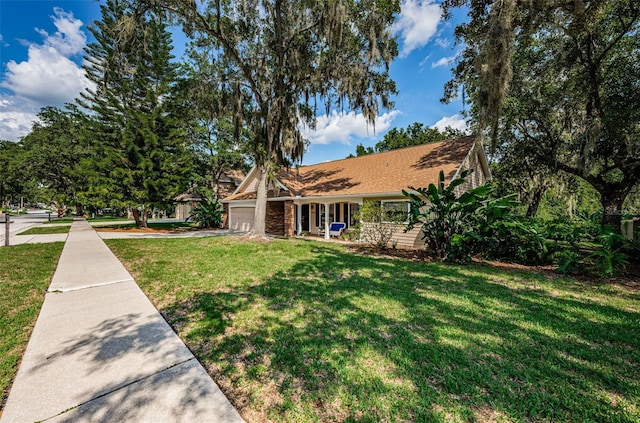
(223, 136, 492, 248)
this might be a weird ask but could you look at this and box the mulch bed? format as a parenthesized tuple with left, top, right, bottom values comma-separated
(95, 227, 198, 233)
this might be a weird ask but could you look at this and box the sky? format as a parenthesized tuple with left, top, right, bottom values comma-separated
(0, 0, 469, 165)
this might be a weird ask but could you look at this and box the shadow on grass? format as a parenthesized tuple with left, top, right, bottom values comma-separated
(159, 241, 640, 422)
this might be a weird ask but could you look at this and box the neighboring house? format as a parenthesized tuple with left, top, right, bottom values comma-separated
(215, 170, 246, 199)
(174, 190, 203, 220)
(222, 136, 492, 248)
(175, 170, 245, 220)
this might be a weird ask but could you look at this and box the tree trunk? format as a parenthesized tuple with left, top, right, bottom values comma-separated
(132, 206, 148, 228)
(600, 190, 626, 233)
(525, 185, 547, 217)
(141, 204, 148, 228)
(251, 166, 268, 238)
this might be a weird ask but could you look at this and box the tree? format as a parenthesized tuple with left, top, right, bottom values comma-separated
(347, 122, 466, 157)
(19, 106, 90, 214)
(442, 0, 640, 230)
(0, 140, 26, 208)
(178, 44, 250, 199)
(81, 0, 192, 227)
(146, 0, 399, 237)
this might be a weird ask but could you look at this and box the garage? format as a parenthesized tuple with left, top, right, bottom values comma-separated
(229, 207, 255, 232)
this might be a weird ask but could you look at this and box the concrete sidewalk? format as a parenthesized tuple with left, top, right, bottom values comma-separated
(1, 220, 244, 422)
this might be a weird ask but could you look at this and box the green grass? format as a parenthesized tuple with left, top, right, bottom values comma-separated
(0, 243, 64, 407)
(107, 237, 640, 422)
(17, 225, 71, 235)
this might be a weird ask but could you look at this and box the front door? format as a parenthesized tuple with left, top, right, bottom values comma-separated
(301, 204, 310, 232)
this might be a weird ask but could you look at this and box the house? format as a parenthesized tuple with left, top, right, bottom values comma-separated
(174, 190, 203, 220)
(174, 170, 245, 220)
(222, 135, 492, 248)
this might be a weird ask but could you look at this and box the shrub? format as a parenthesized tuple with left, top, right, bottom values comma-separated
(404, 170, 549, 263)
(403, 169, 491, 261)
(189, 198, 223, 228)
(555, 249, 582, 274)
(588, 226, 629, 276)
(354, 201, 405, 249)
(475, 213, 549, 265)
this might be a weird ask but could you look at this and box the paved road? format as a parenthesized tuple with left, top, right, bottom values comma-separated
(0, 210, 51, 246)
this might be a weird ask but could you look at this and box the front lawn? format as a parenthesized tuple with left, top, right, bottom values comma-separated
(107, 237, 640, 422)
(0, 243, 64, 408)
(17, 226, 71, 235)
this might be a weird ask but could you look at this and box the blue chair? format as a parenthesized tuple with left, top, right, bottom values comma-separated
(329, 222, 347, 237)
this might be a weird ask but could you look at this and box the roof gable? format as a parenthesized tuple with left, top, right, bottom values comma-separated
(225, 136, 481, 201)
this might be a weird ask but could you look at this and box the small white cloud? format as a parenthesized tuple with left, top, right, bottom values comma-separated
(392, 0, 442, 57)
(37, 8, 87, 56)
(434, 37, 450, 49)
(301, 110, 400, 145)
(431, 53, 458, 68)
(418, 53, 431, 69)
(432, 114, 469, 133)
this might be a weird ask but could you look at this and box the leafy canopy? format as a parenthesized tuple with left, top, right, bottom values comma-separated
(145, 0, 400, 236)
(442, 0, 640, 230)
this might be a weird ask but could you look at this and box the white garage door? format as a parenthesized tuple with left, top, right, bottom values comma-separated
(230, 207, 255, 232)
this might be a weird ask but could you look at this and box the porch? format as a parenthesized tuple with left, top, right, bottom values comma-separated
(287, 200, 362, 240)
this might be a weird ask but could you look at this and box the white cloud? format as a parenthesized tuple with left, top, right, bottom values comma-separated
(37, 8, 87, 56)
(392, 0, 442, 57)
(0, 9, 90, 140)
(432, 114, 469, 133)
(434, 37, 451, 49)
(301, 110, 400, 145)
(431, 53, 458, 68)
(2, 45, 91, 106)
(0, 98, 39, 141)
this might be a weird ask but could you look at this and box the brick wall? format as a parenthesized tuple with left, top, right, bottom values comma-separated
(284, 201, 295, 237)
(265, 201, 285, 235)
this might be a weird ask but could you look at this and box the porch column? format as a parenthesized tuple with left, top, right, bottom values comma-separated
(296, 202, 302, 235)
(324, 202, 330, 240)
(358, 200, 364, 243)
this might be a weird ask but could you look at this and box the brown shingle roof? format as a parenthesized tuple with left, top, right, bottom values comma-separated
(225, 135, 477, 201)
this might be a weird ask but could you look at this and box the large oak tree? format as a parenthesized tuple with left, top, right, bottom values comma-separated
(144, 0, 399, 237)
(443, 0, 640, 229)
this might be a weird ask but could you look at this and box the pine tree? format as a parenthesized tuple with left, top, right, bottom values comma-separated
(81, 0, 191, 227)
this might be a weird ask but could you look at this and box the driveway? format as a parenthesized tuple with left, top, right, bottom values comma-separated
(0, 210, 51, 247)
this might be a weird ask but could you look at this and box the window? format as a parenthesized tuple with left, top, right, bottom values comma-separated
(381, 201, 409, 223)
(349, 203, 359, 226)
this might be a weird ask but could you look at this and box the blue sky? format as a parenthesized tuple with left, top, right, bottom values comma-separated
(0, 0, 469, 164)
